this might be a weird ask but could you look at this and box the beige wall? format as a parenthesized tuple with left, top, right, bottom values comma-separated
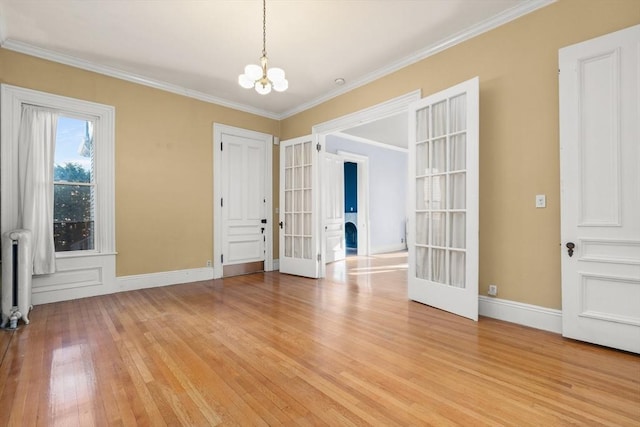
(0, 48, 279, 277)
(281, 0, 640, 309)
(1, 0, 638, 309)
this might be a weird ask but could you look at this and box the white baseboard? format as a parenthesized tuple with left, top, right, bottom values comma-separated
(370, 244, 407, 255)
(118, 267, 214, 292)
(273, 259, 279, 271)
(479, 295, 562, 334)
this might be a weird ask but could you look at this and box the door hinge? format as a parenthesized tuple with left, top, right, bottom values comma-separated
(317, 253, 321, 261)
(221, 254, 224, 263)
(316, 143, 321, 152)
(220, 142, 223, 151)
(221, 198, 223, 207)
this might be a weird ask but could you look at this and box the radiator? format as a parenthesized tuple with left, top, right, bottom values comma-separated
(1, 229, 33, 328)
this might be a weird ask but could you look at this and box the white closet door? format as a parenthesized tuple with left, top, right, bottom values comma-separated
(408, 77, 479, 321)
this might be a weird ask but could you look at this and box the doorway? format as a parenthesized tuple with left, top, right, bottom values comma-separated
(314, 90, 420, 278)
(344, 161, 358, 256)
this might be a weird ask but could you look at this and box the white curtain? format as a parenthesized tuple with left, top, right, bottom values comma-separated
(17, 105, 58, 275)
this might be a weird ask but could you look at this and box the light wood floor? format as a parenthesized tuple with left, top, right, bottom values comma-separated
(0, 252, 638, 426)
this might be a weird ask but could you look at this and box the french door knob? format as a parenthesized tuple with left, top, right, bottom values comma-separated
(279, 221, 283, 229)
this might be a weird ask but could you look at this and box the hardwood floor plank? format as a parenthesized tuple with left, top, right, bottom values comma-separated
(0, 253, 638, 425)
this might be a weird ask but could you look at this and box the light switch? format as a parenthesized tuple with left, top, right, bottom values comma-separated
(535, 194, 546, 208)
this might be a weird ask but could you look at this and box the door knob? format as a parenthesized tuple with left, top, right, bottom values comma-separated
(279, 221, 283, 229)
(566, 242, 575, 257)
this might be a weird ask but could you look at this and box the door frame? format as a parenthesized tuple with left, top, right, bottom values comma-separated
(213, 123, 273, 279)
(337, 150, 370, 257)
(313, 90, 421, 277)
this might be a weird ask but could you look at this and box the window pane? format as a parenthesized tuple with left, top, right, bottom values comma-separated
(53, 184, 94, 251)
(54, 117, 93, 183)
(54, 116, 95, 252)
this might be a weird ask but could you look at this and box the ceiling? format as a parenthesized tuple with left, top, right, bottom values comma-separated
(0, 0, 552, 123)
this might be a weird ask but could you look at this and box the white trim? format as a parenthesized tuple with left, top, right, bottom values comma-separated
(118, 267, 214, 292)
(273, 259, 279, 271)
(479, 296, 563, 334)
(313, 91, 421, 135)
(212, 124, 273, 279)
(333, 131, 408, 153)
(281, 0, 555, 119)
(0, 1, 553, 120)
(1, 39, 280, 120)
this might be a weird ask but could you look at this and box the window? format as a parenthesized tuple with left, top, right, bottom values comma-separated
(54, 117, 95, 252)
(1, 84, 115, 256)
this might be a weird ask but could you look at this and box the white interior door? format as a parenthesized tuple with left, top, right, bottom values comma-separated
(221, 133, 266, 273)
(559, 24, 640, 353)
(408, 77, 479, 321)
(324, 152, 345, 263)
(279, 136, 320, 278)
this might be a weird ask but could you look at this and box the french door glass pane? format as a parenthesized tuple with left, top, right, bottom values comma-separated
(449, 172, 466, 209)
(304, 165, 311, 188)
(450, 251, 465, 287)
(286, 145, 293, 167)
(416, 247, 428, 280)
(450, 134, 466, 171)
(285, 168, 292, 189)
(304, 213, 311, 235)
(294, 144, 303, 166)
(304, 189, 312, 211)
(416, 177, 429, 210)
(432, 138, 446, 173)
(432, 176, 446, 210)
(449, 94, 467, 132)
(285, 214, 292, 234)
(431, 249, 446, 283)
(295, 213, 303, 235)
(416, 142, 429, 175)
(285, 236, 292, 257)
(432, 212, 446, 246)
(294, 237, 302, 258)
(432, 101, 447, 137)
(416, 106, 429, 141)
(450, 212, 465, 249)
(416, 212, 429, 245)
(303, 237, 312, 259)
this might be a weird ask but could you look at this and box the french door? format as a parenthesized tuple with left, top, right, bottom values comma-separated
(408, 77, 479, 321)
(559, 25, 640, 353)
(279, 136, 320, 278)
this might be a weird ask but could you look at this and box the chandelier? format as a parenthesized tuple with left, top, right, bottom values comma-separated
(238, 0, 288, 95)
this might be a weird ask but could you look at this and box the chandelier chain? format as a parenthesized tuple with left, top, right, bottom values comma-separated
(262, 0, 267, 57)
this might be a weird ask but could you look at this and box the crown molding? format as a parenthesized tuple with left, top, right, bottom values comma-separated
(0, 3, 6, 43)
(0, 39, 281, 120)
(332, 132, 408, 153)
(1, 0, 554, 121)
(280, 0, 556, 119)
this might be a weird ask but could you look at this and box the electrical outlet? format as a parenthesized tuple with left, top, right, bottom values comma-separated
(488, 284, 498, 296)
(206, 260, 212, 267)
